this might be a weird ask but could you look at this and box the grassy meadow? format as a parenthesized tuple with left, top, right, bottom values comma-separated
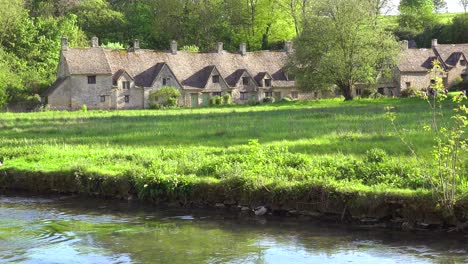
(0, 97, 467, 205)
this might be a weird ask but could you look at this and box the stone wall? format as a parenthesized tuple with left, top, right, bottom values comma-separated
(398, 71, 432, 90)
(447, 60, 467, 87)
(48, 81, 71, 110)
(69, 75, 113, 110)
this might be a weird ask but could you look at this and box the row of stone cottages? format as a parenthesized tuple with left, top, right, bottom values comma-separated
(41, 37, 468, 110)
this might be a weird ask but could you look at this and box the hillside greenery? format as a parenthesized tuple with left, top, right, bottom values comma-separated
(0, 0, 467, 109)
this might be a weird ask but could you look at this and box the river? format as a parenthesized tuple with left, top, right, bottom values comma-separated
(0, 195, 466, 263)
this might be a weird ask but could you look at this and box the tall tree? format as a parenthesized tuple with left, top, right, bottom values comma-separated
(275, 0, 311, 35)
(398, 0, 436, 32)
(432, 0, 447, 13)
(290, 0, 399, 100)
(461, 0, 468, 13)
(68, 0, 127, 44)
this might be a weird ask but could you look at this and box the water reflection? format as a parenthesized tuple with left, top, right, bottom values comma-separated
(0, 195, 466, 264)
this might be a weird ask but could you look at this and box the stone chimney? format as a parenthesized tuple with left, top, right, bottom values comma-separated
(171, 40, 177, 55)
(133, 39, 140, 51)
(217, 42, 224, 54)
(400, 40, 409, 50)
(61, 37, 68, 51)
(240, 43, 247, 56)
(431, 39, 438, 48)
(91, 36, 99, 48)
(285, 41, 293, 54)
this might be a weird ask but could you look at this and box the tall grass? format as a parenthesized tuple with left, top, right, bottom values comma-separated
(0, 97, 466, 201)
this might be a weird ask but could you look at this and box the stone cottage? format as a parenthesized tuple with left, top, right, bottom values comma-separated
(42, 37, 314, 110)
(396, 39, 468, 91)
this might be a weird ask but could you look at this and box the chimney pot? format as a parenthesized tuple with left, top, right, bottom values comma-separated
(171, 40, 178, 55)
(91, 36, 99, 48)
(217, 42, 224, 54)
(61, 37, 68, 51)
(285, 41, 293, 54)
(133, 39, 140, 51)
(431, 39, 438, 48)
(240, 43, 247, 56)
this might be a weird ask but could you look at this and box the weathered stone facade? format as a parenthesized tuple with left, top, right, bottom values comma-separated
(396, 39, 468, 91)
(42, 38, 310, 110)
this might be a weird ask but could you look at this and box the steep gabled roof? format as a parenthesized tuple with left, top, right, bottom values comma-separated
(103, 49, 292, 89)
(435, 44, 468, 67)
(183, 65, 216, 88)
(41, 77, 68, 97)
(254, 72, 273, 86)
(112, 69, 134, 85)
(398, 48, 439, 72)
(60, 46, 295, 89)
(225, 69, 246, 87)
(134, 63, 165, 87)
(62, 48, 111, 75)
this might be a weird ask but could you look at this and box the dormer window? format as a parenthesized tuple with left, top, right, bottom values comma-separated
(461, 60, 466, 66)
(163, 77, 171, 86)
(212, 75, 220, 83)
(242, 77, 249, 85)
(122, 81, 130, 89)
(265, 79, 271, 87)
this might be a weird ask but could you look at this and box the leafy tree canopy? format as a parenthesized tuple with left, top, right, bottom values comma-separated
(290, 0, 399, 100)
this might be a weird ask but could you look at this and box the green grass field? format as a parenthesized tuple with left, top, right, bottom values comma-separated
(0, 97, 466, 204)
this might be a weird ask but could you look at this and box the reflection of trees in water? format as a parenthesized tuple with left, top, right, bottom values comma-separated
(1, 197, 466, 264)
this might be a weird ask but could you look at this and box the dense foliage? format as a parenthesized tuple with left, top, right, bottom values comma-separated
(0, 0, 466, 108)
(289, 0, 399, 100)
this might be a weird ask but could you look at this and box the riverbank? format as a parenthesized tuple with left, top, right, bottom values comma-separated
(1, 98, 467, 232)
(1, 168, 467, 233)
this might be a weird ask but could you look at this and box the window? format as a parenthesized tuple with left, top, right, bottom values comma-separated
(122, 81, 130, 89)
(461, 60, 466, 66)
(163, 77, 171, 86)
(356, 88, 362, 96)
(405, 82, 411, 88)
(124, 95, 130, 103)
(212, 75, 220, 83)
(378, 87, 385, 95)
(88, 75, 96, 84)
(291, 91, 299, 99)
(265, 91, 273, 97)
(314, 92, 318, 98)
(264, 79, 272, 87)
(242, 77, 249, 85)
(100, 95, 106, 102)
(212, 92, 222, 97)
(240, 92, 249, 100)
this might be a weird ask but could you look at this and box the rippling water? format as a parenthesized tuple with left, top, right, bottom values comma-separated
(0, 195, 466, 264)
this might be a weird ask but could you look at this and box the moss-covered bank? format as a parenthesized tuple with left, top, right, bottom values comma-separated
(1, 168, 467, 232)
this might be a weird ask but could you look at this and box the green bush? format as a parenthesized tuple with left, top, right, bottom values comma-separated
(365, 148, 388, 163)
(149, 86, 181, 108)
(262, 97, 275, 103)
(214, 96, 223, 105)
(209, 97, 216, 106)
(81, 104, 88, 112)
(223, 94, 232, 105)
(369, 92, 384, 99)
(361, 89, 372, 98)
(400, 86, 419, 98)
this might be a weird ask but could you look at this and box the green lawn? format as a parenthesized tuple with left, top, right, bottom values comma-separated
(0, 97, 466, 203)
